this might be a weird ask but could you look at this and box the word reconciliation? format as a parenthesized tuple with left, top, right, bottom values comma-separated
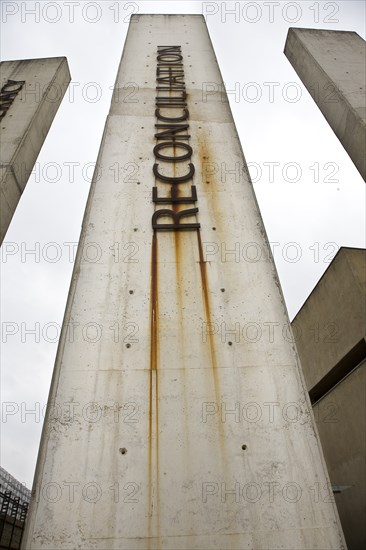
(152, 46, 200, 231)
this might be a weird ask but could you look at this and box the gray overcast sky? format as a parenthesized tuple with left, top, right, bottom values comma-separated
(1, 0, 365, 489)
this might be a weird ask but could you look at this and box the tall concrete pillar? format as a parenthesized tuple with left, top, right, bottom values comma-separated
(285, 28, 366, 181)
(0, 57, 71, 243)
(23, 15, 345, 549)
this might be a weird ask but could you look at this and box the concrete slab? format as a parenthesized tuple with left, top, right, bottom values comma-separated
(285, 28, 366, 181)
(0, 57, 71, 243)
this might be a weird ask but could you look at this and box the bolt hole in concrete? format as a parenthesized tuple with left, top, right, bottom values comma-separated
(126, 343, 131, 349)
(221, 288, 225, 292)
(242, 444, 247, 450)
(119, 448, 127, 455)
(212, 227, 216, 231)
(129, 290, 134, 295)
(228, 341, 233, 346)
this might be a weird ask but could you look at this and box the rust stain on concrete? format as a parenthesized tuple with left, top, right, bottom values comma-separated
(196, 133, 231, 474)
(148, 231, 160, 544)
(196, 230, 220, 400)
(150, 231, 159, 373)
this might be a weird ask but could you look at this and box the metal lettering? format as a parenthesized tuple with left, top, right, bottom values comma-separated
(152, 208, 200, 231)
(154, 142, 193, 162)
(153, 186, 197, 204)
(152, 46, 199, 231)
(0, 79, 25, 120)
(155, 124, 190, 140)
(155, 108, 189, 122)
(153, 163, 195, 183)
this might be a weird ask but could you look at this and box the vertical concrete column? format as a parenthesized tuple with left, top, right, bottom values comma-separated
(0, 57, 71, 243)
(285, 28, 366, 181)
(24, 16, 345, 549)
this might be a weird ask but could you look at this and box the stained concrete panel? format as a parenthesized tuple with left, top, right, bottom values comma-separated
(313, 361, 366, 550)
(285, 28, 366, 181)
(0, 57, 71, 243)
(293, 248, 366, 390)
(23, 15, 345, 549)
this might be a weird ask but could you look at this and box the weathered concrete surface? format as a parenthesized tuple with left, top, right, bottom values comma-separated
(23, 15, 345, 549)
(293, 248, 366, 389)
(293, 247, 366, 549)
(0, 57, 71, 243)
(313, 361, 366, 550)
(285, 28, 366, 181)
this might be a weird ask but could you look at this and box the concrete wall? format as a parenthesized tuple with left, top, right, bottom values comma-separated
(313, 361, 365, 550)
(285, 28, 366, 181)
(293, 248, 366, 389)
(23, 15, 345, 549)
(293, 248, 366, 549)
(0, 57, 71, 243)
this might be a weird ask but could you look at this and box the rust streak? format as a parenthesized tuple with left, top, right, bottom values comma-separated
(196, 133, 232, 483)
(147, 367, 153, 550)
(148, 231, 159, 544)
(197, 229, 228, 473)
(196, 230, 220, 405)
(155, 367, 160, 540)
(197, 230, 211, 331)
(148, 367, 153, 516)
(150, 232, 158, 372)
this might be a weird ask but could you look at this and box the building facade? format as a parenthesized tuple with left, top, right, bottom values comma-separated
(293, 247, 366, 549)
(0, 466, 31, 550)
(0, 467, 31, 505)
